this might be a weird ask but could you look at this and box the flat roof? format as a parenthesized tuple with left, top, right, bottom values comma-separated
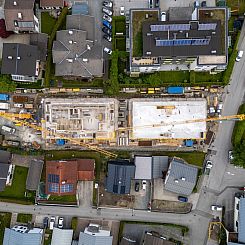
(142, 20, 222, 57)
(129, 98, 206, 139)
(134, 156, 152, 180)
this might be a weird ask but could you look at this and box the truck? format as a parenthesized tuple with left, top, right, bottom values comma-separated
(0, 103, 9, 110)
(167, 86, 184, 94)
(1, 125, 16, 134)
(0, 94, 9, 101)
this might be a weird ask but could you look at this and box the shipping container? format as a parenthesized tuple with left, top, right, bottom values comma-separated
(24, 104, 34, 109)
(13, 96, 28, 103)
(0, 94, 9, 101)
(167, 87, 184, 94)
(0, 103, 9, 110)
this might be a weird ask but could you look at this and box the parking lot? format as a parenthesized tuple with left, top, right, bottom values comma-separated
(34, 215, 72, 229)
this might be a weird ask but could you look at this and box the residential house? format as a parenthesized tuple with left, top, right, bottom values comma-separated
(52, 14, 103, 79)
(129, 7, 228, 75)
(143, 232, 175, 245)
(0, 150, 13, 192)
(78, 223, 113, 245)
(164, 158, 198, 196)
(3, 226, 43, 245)
(46, 159, 95, 196)
(4, 0, 39, 33)
(106, 160, 135, 195)
(51, 228, 73, 245)
(40, 0, 64, 9)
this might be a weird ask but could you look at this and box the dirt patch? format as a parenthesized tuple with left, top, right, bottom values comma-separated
(12, 154, 44, 167)
(152, 199, 192, 213)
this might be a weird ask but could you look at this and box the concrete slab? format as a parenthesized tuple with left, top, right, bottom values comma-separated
(77, 181, 93, 208)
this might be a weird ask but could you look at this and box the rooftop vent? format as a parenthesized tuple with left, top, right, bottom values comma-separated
(7, 56, 13, 59)
(17, 12, 22, 19)
(211, 50, 217, 54)
(66, 58, 73, 63)
(146, 51, 151, 55)
(83, 58, 88, 62)
(69, 40, 73, 44)
(186, 32, 189, 38)
(147, 33, 153, 36)
(61, 181, 66, 184)
(181, 177, 186, 181)
(87, 44, 91, 50)
(68, 30, 73, 35)
(13, 1, 17, 6)
(212, 32, 216, 35)
(174, 179, 179, 183)
(17, 56, 21, 60)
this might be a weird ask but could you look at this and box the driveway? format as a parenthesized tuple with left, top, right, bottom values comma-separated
(77, 181, 93, 208)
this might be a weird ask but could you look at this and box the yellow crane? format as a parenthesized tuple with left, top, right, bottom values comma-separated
(0, 111, 32, 119)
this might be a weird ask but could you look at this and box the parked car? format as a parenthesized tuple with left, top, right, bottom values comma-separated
(103, 47, 112, 55)
(43, 217, 49, 229)
(236, 50, 244, 62)
(211, 205, 223, 211)
(120, 6, 125, 16)
(155, 0, 159, 7)
(161, 12, 166, 21)
(102, 7, 112, 16)
(103, 1, 113, 8)
(102, 26, 112, 36)
(135, 182, 140, 192)
(103, 14, 112, 23)
(49, 216, 56, 230)
(58, 217, 64, 229)
(228, 150, 234, 161)
(142, 180, 147, 190)
(103, 20, 112, 30)
(103, 34, 112, 42)
(206, 160, 213, 169)
(178, 196, 188, 202)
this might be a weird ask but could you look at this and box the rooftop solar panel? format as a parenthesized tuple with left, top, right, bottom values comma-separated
(48, 174, 59, 183)
(198, 23, 217, 30)
(150, 24, 190, 32)
(156, 38, 210, 47)
(60, 184, 74, 193)
(48, 183, 59, 193)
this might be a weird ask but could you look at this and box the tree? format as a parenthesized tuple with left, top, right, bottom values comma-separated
(0, 75, 16, 92)
(232, 140, 245, 167)
(0, 19, 13, 38)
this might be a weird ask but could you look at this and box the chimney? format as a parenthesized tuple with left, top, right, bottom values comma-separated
(7, 56, 13, 59)
(13, 1, 17, 6)
(17, 56, 21, 60)
(87, 44, 91, 50)
(69, 40, 73, 44)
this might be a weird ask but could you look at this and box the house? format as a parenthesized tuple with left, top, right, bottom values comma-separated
(1, 43, 40, 82)
(51, 228, 73, 245)
(78, 223, 113, 245)
(143, 232, 175, 245)
(46, 159, 95, 196)
(3, 226, 43, 245)
(164, 158, 198, 195)
(26, 159, 44, 191)
(106, 160, 135, 195)
(4, 0, 39, 33)
(0, 150, 13, 192)
(129, 7, 228, 75)
(40, 0, 64, 9)
(52, 14, 103, 79)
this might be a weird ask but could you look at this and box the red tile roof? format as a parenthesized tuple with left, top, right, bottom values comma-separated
(77, 159, 95, 181)
(40, 0, 64, 7)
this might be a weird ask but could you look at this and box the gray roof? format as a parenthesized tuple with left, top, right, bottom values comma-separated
(142, 20, 222, 57)
(152, 156, 169, 179)
(72, 2, 89, 15)
(168, 7, 193, 21)
(238, 197, 245, 243)
(3, 228, 42, 245)
(0, 150, 11, 164)
(134, 156, 152, 180)
(106, 160, 135, 194)
(143, 233, 175, 245)
(26, 159, 44, 191)
(51, 228, 73, 245)
(1, 43, 39, 77)
(52, 15, 103, 78)
(78, 232, 113, 245)
(164, 158, 198, 195)
(30, 33, 48, 61)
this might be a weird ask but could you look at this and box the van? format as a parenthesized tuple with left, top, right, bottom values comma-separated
(236, 50, 244, 62)
(49, 216, 55, 230)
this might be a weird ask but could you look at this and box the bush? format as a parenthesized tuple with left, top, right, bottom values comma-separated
(71, 217, 78, 231)
(17, 213, 32, 223)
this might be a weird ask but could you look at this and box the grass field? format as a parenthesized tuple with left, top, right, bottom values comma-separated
(48, 195, 77, 203)
(0, 213, 11, 244)
(41, 12, 56, 35)
(17, 213, 32, 223)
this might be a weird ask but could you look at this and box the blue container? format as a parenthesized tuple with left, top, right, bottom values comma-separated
(167, 87, 184, 94)
(0, 94, 9, 101)
(185, 139, 193, 147)
(56, 139, 65, 146)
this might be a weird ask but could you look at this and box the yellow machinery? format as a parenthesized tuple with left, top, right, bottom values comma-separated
(156, 105, 176, 110)
(0, 111, 32, 119)
(208, 221, 229, 240)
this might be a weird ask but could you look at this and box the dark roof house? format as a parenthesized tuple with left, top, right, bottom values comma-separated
(52, 14, 103, 79)
(164, 158, 198, 196)
(4, 0, 39, 33)
(1, 43, 41, 82)
(30, 33, 48, 61)
(0, 150, 12, 191)
(143, 232, 175, 245)
(106, 160, 135, 195)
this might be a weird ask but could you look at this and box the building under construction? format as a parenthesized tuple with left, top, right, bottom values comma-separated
(128, 98, 207, 140)
(42, 98, 118, 144)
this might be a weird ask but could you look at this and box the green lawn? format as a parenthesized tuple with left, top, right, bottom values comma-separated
(226, 0, 245, 15)
(48, 195, 77, 203)
(115, 38, 126, 51)
(41, 12, 56, 35)
(0, 213, 11, 244)
(17, 213, 32, 223)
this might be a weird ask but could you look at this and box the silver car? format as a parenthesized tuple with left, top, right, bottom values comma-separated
(102, 7, 112, 16)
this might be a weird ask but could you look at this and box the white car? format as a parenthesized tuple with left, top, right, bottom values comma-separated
(103, 1, 113, 8)
(58, 217, 64, 229)
(228, 150, 234, 161)
(211, 205, 223, 211)
(142, 180, 147, 190)
(102, 7, 112, 16)
(120, 6, 125, 16)
(206, 160, 213, 169)
(103, 47, 112, 55)
(236, 50, 244, 62)
(103, 14, 112, 23)
(49, 216, 56, 230)
(161, 12, 166, 21)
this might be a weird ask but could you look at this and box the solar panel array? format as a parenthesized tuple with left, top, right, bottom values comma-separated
(48, 183, 59, 193)
(150, 24, 191, 32)
(48, 174, 59, 183)
(156, 38, 210, 47)
(60, 184, 74, 193)
(198, 23, 217, 30)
